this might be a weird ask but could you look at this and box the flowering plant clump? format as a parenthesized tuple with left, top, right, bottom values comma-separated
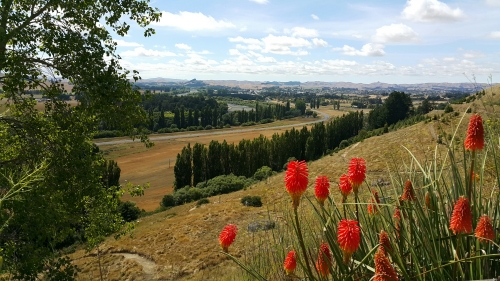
(225, 112, 500, 280)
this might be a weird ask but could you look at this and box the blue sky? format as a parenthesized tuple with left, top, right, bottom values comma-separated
(114, 0, 500, 84)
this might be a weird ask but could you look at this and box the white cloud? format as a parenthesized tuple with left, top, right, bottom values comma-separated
(489, 31, 500, 39)
(333, 43, 386, 56)
(175, 43, 192, 50)
(229, 49, 242, 56)
(312, 38, 328, 47)
(265, 28, 279, 34)
(120, 47, 177, 57)
(463, 51, 485, 59)
(373, 24, 418, 43)
(114, 39, 143, 47)
(311, 14, 320, 20)
(250, 0, 269, 4)
(285, 27, 319, 38)
(236, 44, 263, 50)
(229, 36, 263, 45)
(239, 26, 248, 32)
(352, 34, 364, 39)
(153, 11, 236, 31)
(247, 51, 277, 63)
(485, 0, 500, 7)
(262, 35, 311, 48)
(402, 0, 465, 22)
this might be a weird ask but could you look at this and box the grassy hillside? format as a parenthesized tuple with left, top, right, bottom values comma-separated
(69, 84, 500, 280)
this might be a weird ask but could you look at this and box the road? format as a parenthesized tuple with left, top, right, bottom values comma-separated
(95, 110, 330, 146)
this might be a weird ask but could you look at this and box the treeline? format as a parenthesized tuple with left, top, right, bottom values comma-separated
(173, 111, 363, 189)
(142, 94, 220, 112)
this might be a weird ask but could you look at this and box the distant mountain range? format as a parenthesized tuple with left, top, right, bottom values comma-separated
(137, 78, 495, 92)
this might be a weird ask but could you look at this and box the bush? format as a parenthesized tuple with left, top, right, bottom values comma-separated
(118, 201, 141, 222)
(241, 196, 262, 207)
(253, 166, 273, 181)
(224, 124, 231, 128)
(196, 198, 210, 207)
(93, 130, 123, 139)
(444, 104, 454, 113)
(157, 128, 172, 134)
(161, 194, 175, 207)
(196, 174, 256, 198)
(205, 125, 213, 130)
(241, 121, 256, 127)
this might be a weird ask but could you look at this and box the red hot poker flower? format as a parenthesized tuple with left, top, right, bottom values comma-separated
(368, 191, 381, 215)
(339, 173, 353, 199)
(449, 196, 473, 235)
(373, 247, 399, 281)
(475, 215, 495, 243)
(284, 160, 309, 209)
(283, 250, 297, 275)
(314, 176, 330, 206)
(337, 219, 361, 264)
(393, 208, 401, 237)
(379, 230, 392, 255)
(315, 242, 332, 277)
(219, 224, 238, 253)
(464, 114, 484, 151)
(401, 179, 417, 201)
(348, 158, 366, 193)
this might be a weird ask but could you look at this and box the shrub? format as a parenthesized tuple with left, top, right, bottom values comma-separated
(196, 198, 209, 207)
(118, 201, 141, 222)
(241, 121, 256, 127)
(241, 196, 262, 207)
(161, 194, 175, 207)
(205, 125, 212, 130)
(196, 174, 256, 198)
(444, 104, 454, 113)
(93, 130, 123, 139)
(157, 128, 172, 134)
(224, 124, 231, 128)
(253, 166, 273, 181)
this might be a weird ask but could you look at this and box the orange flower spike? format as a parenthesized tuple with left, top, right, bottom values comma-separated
(284, 160, 309, 209)
(337, 219, 361, 264)
(373, 248, 399, 281)
(283, 250, 297, 275)
(348, 158, 366, 194)
(449, 196, 473, 234)
(475, 215, 495, 243)
(379, 230, 392, 255)
(219, 224, 238, 253)
(368, 191, 381, 215)
(393, 208, 401, 237)
(464, 113, 484, 151)
(401, 179, 417, 201)
(315, 242, 332, 277)
(425, 191, 431, 209)
(314, 176, 330, 206)
(339, 173, 353, 199)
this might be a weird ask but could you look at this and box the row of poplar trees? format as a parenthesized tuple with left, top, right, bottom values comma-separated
(174, 111, 363, 189)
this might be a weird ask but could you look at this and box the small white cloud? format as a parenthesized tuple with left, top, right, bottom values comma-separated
(402, 0, 465, 22)
(250, 0, 269, 4)
(489, 31, 500, 39)
(236, 44, 263, 50)
(311, 14, 320, 20)
(175, 43, 192, 50)
(333, 43, 386, 56)
(485, 0, 500, 7)
(285, 27, 319, 38)
(257, 56, 277, 63)
(229, 49, 242, 56)
(229, 36, 263, 45)
(443, 57, 456, 62)
(463, 51, 485, 59)
(120, 47, 177, 57)
(239, 26, 248, 32)
(373, 24, 419, 43)
(312, 38, 328, 47)
(265, 28, 279, 34)
(262, 34, 312, 48)
(114, 39, 143, 47)
(352, 34, 363, 39)
(153, 11, 236, 31)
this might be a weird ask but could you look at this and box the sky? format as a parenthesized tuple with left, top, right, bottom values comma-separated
(113, 0, 500, 84)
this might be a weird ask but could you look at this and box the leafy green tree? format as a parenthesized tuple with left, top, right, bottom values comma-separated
(102, 160, 121, 189)
(0, 0, 159, 278)
(295, 100, 306, 115)
(384, 91, 413, 125)
(173, 143, 192, 190)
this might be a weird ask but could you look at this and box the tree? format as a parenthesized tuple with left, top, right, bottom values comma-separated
(384, 91, 413, 125)
(0, 1, 159, 278)
(174, 144, 192, 190)
(295, 100, 306, 115)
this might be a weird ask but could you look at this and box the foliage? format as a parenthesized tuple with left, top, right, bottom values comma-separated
(0, 0, 159, 278)
(444, 104, 454, 113)
(241, 196, 263, 207)
(118, 201, 141, 222)
(253, 166, 274, 181)
(367, 91, 413, 129)
(161, 194, 176, 208)
(295, 100, 306, 115)
(196, 198, 210, 207)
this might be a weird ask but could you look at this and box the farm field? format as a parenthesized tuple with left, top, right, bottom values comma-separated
(98, 106, 356, 211)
